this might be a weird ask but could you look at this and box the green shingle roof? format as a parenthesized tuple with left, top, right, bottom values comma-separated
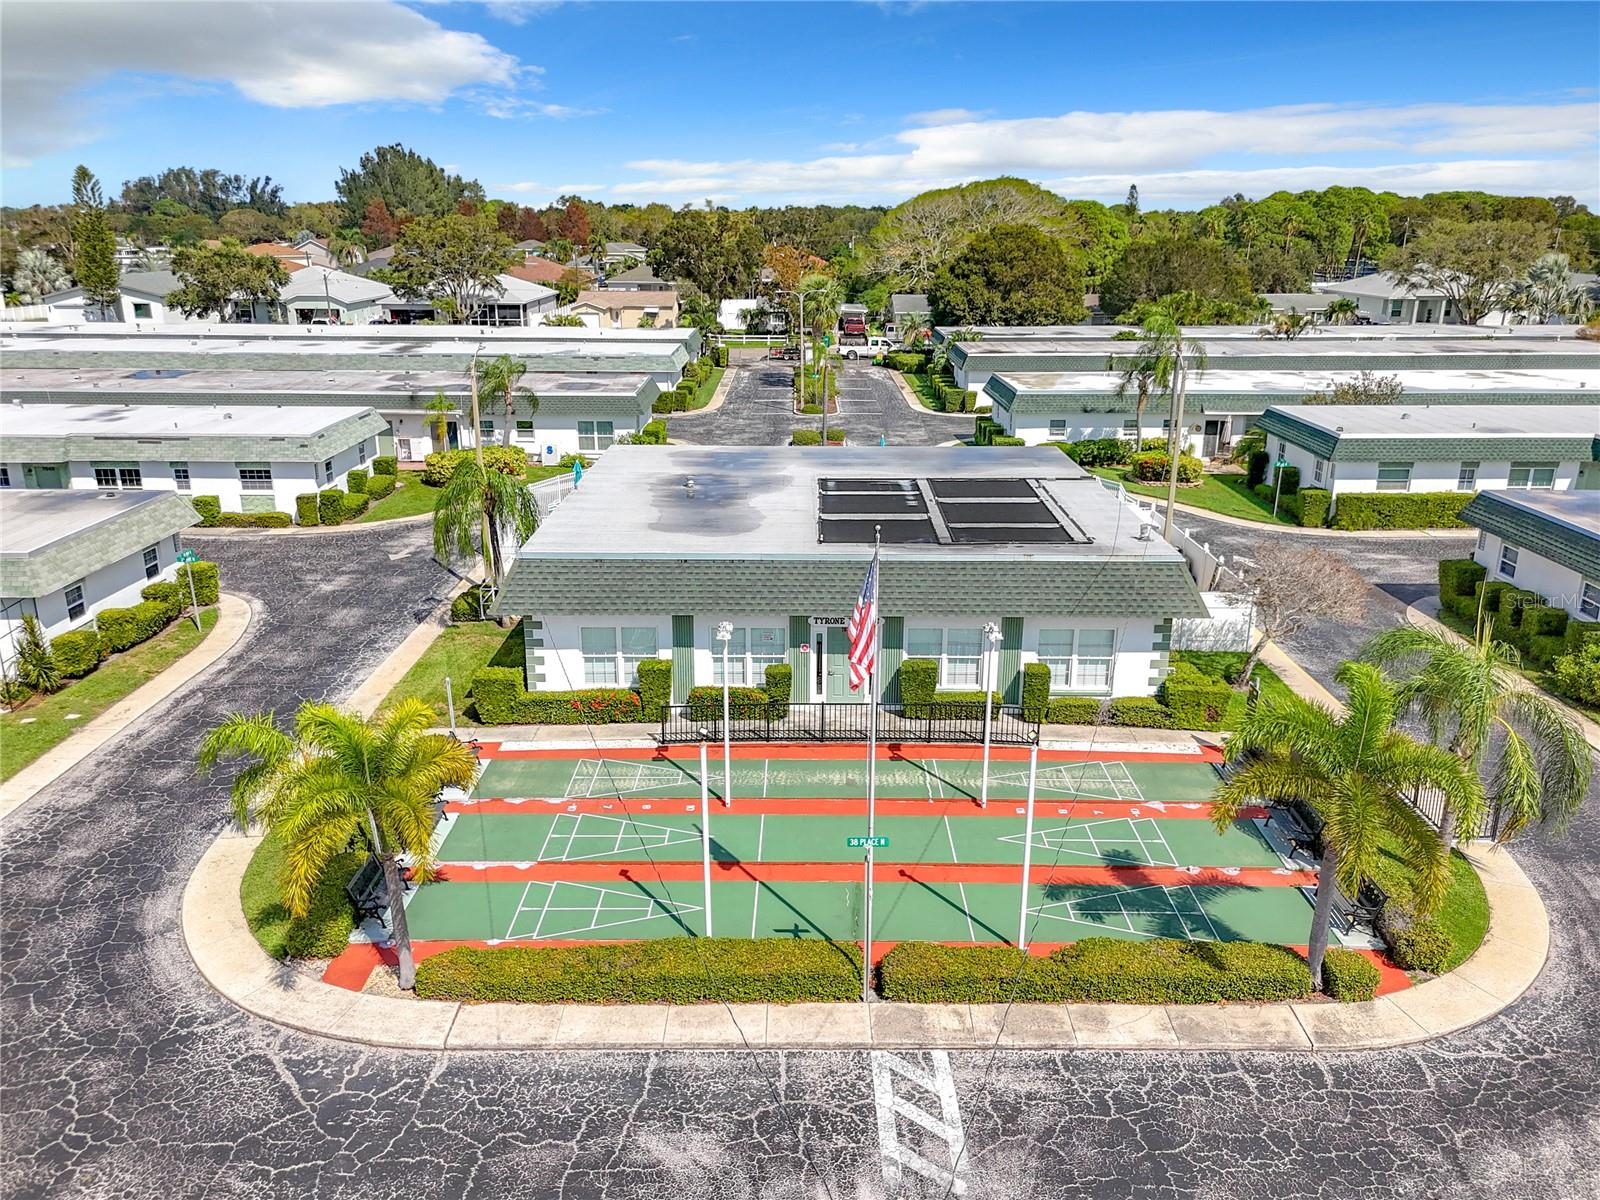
(1461, 492, 1600, 582)
(0, 491, 200, 598)
(0, 409, 388, 464)
(1256, 408, 1599, 462)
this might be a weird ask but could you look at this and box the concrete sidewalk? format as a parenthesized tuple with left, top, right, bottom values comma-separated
(182, 831, 1546, 1052)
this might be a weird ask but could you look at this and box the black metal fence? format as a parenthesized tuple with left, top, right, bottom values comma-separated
(659, 701, 1041, 745)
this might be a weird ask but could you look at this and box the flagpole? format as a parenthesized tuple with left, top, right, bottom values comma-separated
(862, 527, 881, 1004)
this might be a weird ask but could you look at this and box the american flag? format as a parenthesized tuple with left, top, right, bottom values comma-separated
(846, 550, 879, 692)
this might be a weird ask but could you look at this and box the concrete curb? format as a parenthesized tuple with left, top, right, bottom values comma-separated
(662, 365, 735, 418)
(181, 831, 1545, 1052)
(190, 511, 434, 537)
(889, 369, 972, 421)
(0, 593, 254, 825)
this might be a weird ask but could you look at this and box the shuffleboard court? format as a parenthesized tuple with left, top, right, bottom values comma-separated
(472, 754, 1221, 804)
(401, 877, 1314, 946)
(434, 809, 1283, 869)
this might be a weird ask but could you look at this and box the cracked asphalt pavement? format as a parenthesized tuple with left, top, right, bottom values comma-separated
(3, 514, 1598, 1199)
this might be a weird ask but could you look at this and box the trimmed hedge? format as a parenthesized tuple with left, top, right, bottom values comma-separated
(1020, 662, 1052, 722)
(1106, 697, 1176, 728)
(346, 468, 369, 494)
(1566, 619, 1600, 653)
(1273, 464, 1301, 496)
(790, 428, 848, 445)
(689, 684, 774, 721)
(1246, 449, 1269, 488)
(318, 488, 346, 526)
(637, 658, 673, 721)
(897, 656, 999, 718)
(470, 667, 645, 724)
(97, 600, 170, 653)
(1128, 451, 1202, 484)
(1322, 949, 1382, 1002)
(371, 455, 398, 476)
(1289, 487, 1332, 528)
(365, 474, 396, 500)
(295, 493, 321, 526)
(713, 344, 729, 368)
(414, 938, 862, 1004)
(51, 629, 105, 678)
(1330, 492, 1472, 531)
(992, 435, 1026, 446)
(1438, 558, 1486, 612)
(421, 445, 528, 486)
(140, 581, 184, 623)
(1045, 697, 1103, 724)
(342, 493, 370, 520)
(214, 511, 293, 528)
(1385, 919, 1454, 975)
(764, 664, 793, 719)
(1550, 643, 1600, 707)
(176, 561, 220, 606)
(192, 495, 222, 526)
(878, 938, 1312, 1004)
(1159, 661, 1233, 731)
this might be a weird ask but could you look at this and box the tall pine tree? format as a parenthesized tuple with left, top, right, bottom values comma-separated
(71, 166, 120, 321)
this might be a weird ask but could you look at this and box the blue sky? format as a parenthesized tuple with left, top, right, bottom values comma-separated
(2, 1, 1597, 210)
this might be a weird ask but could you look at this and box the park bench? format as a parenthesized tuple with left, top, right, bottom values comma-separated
(347, 856, 390, 925)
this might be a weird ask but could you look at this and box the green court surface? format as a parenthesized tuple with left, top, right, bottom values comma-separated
(403, 877, 1313, 946)
(473, 755, 1221, 803)
(436, 809, 1281, 869)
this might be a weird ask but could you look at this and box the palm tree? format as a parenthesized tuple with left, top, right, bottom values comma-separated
(1323, 297, 1360, 326)
(1361, 625, 1592, 845)
(424, 391, 456, 453)
(1258, 309, 1316, 340)
(328, 233, 364, 267)
(198, 699, 476, 990)
(474, 354, 538, 448)
(1213, 663, 1478, 989)
(433, 454, 541, 585)
(1109, 347, 1160, 435)
(1110, 309, 1208, 537)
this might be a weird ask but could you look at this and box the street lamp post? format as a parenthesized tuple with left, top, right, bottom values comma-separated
(715, 621, 734, 809)
(979, 621, 1002, 810)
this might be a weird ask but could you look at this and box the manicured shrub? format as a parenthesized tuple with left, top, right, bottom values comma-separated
(241, 831, 362, 960)
(50, 629, 104, 679)
(1159, 661, 1233, 731)
(992, 435, 1026, 446)
(365, 474, 396, 500)
(688, 684, 771, 721)
(420, 445, 529, 486)
(713, 344, 729, 367)
(887, 351, 925, 373)
(470, 667, 646, 724)
(345, 468, 369, 494)
(414, 938, 862, 1004)
(632, 419, 669, 445)
(1564, 619, 1600, 654)
(1246, 449, 1270, 488)
(192, 495, 222, 526)
(1293, 487, 1332, 528)
(176, 561, 220, 606)
(97, 600, 170, 653)
(637, 658, 673, 721)
(1385, 919, 1455, 975)
(140, 581, 184, 623)
(1106, 697, 1176, 728)
(557, 453, 589, 469)
(1322, 949, 1382, 1002)
(1549, 643, 1600, 707)
(973, 415, 1002, 446)
(450, 584, 491, 622)
(791, 429, 821, 446)
(898, 658, 938, 710)
(214, 511, 293, 528)
(342, 493, 370, 520)
(878, 939, 1312, 1004)
(1273, 464, 1301, 495)
(295, 493, 321, 526)
(763, 664, 793, 719)
(1438, 558, 1486, 609)
(1058, 437, 1133, 467)
(1020, 662, 1052, 722)
(1330, 492, 1472, 531)
(1128, 450, 1202, 484)
(371, 455, 398, 476)
(651, 396, 675, 415)
(1520, 605, 1569, 638)
(318, 488, 346, 526)
(1045, 697, 1103, 724)
(1525, 634, 1568, 668)
(827, 427, 846, 444)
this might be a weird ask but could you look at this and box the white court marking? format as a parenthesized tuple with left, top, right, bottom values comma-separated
(564, 758, 690, 798)
(990, 760, 1143, 801)
(497, 880, 704, 943)
(996, 816, 1178, 867)
(540, 811, 703, 863)
(1026, 883, 1217, 941)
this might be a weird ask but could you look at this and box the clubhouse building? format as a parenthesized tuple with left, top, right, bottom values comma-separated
(496, 445, 1209, 705)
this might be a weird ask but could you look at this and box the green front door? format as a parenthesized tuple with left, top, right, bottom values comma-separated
(824, 627, 864, 703)
(25, 464, 65, 488)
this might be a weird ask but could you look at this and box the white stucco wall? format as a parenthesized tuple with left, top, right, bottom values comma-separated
(1472, 529, 1598, 621)
(996, 407, 1208, 455)
(0, 533, 181, 663)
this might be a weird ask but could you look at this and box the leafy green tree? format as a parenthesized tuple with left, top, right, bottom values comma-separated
(1258, 309, 1316, 340)
(167, 239, 287, 322)
(198, 699, 476, 990)
(1323, 297, 1360, 325)
(1213, 662, 1475, 988)
(555, 268, 590, 305)
(1511, 252, 1593, 324)
(380, 212, 512, 321)
(119, 167, 284, 220)
(865, 177, 1068, 291)
(1383, 218, 1547, 325)
(218, 207, 285, 245)
(1304, 371, 1404, 405)
(424, 392, 456, 450)
(70, 166, 119, 320)
(475, 354, 538, 447)
(284, 201, 344, 238)
(12, 247, 70, 303)
(651, 208, 765, 301)
(1360, 626, 1592, 846)
(432, 454, 541, 584)
(1098, 236, 1251, 318)
(928, 224, 1087, 325)
(335, 144, 484, 229)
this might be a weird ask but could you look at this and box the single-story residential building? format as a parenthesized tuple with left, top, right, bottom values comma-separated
(496, 445, 1207, 704)
(42, 269, 275, 326)
(601, 264, 674, 292)
(1255, 405, 1600, 514)
(601, 242, 648, 266)
(1464, 489, 1599, 623)
(568, 289, 680, 329)
(506, 260, 588, 289)
(985, 369, 1600, 458)
(381, 274, 559, 327)
(278, 267, 395, 325)
(1313, 271, 1524, 326)
(717, 297, 786, 333)
(0, 488, 198, 665)
(888, 293, 931, 338)
(0, 403, 388, 520)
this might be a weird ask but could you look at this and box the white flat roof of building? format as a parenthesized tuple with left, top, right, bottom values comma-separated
(941, 324, 1589, 341)
(0, 488, 182, 555)
(962, 337, 1600, 360)
(1262, 404, 1600, 440)
(1, 402, 375, 439)
(1474, 488, 1600, 536)
(0, 367, 654, 400)
(992, 368, 1600, 396)
(2, 323, 696, 348)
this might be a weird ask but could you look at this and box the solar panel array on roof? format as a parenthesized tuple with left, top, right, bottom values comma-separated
(816, 478, 1088, 545)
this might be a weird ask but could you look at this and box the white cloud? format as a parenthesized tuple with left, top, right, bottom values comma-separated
(478, 96, 604, 120)
(495, 181, 546, 193)
(0, 0, 522, 165)
(480, 0, 564, 23)
(905, 108, 990, 126)
(604, 100, 1600, 206)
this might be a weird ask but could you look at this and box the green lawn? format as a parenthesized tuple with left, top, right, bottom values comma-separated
(357, 471, 439, 522)
(686, 365, 725, 411)
(380, 619, 525, 723)
(1089, 467, 1299, 526)
(1, 607, 220, 782)
(1168, 650, 1294, 731)
(1368, 834, 1490, 972)
(903, 371, 942, 411)
(1432, 606, 1600, 722)
(241, 830, 364, 958)
(527, 463, 576, 482)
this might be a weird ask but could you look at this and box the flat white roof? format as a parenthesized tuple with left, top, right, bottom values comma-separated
(942, 323, 1590, 341)
(1, 403, 375, 439)
(2, 323, 695, 349)
(963, 337, 1600, 360)
(1264, 404, 1600, 439)
(993, 368, 1600, 396)
(0, 368, 654, 400)
(0, 488, 182, 555)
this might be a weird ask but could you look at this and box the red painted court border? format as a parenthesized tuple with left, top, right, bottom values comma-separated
(448, 798, 1265, 821)
(474, 741, 1225, 765)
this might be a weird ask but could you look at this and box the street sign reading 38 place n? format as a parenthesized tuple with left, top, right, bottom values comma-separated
(847, 836, 889, 849)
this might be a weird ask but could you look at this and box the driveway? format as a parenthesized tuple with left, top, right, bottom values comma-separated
(670, 360, 971, 448)
(2, 521, 1598, 1199)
